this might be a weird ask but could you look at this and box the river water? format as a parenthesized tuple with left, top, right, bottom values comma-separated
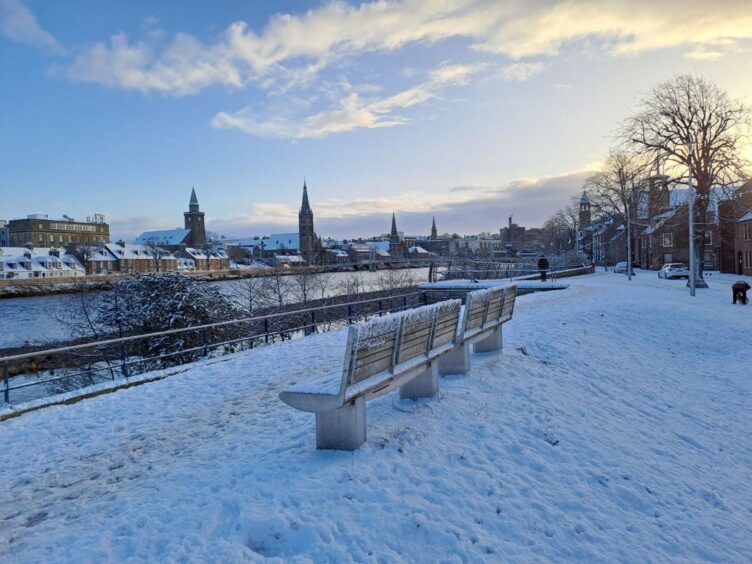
(0, 268, 432, 349)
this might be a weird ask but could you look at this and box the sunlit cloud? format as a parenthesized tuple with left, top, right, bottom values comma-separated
(210, 63, 487, 139)
(62, 0, 752, 96)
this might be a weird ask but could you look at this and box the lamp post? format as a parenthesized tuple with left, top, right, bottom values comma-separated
(626, 189, 632, 281)
(686, 138, 696, 297)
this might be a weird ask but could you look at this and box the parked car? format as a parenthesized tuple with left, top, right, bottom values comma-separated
(613, 262, 635, 274)
(658, 263, 689, 279)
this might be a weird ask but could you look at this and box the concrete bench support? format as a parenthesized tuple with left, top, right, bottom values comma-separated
(315, 396, 366, 451)
(473, 326, 502, 353)
(400, 362, 439, 399)
(439, 342, 470, 375)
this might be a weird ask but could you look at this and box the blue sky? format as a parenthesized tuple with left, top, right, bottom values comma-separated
(2, 0, 751, 240)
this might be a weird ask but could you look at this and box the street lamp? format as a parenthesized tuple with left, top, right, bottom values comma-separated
(686, 137, 696, 297)
(626, 188, 632, 281)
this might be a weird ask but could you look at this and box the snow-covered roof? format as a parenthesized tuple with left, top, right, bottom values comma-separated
(241, 233, 300, 251)
(134, 229, 191, 245)
(408, 246, 429, 254)
(325, 249, 349, 257)
(0, 247, 85, 273)
(106, 243, 175, 260)
(275, 254, 306, 263)
(738, 208, 752, 223)
(643, 209, 677, 235)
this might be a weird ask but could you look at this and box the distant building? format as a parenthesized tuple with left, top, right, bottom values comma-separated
(0, 247, 86, 280)
(0, 220, 8, 246)
(136, 189, 205, 249)
(736, 207, 752, 276)
(389, 213, 406, 260)
(298, 181, 318, 264)
(7, 214, 109, 248)
(576, 192, 592, 259)
(184, 188, 207, 248)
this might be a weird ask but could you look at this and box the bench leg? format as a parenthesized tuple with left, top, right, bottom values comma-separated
(474, 327, 502, 353)
(400, 362, 439, 399)
(315, 396, 366, 451)
(439, 342, 470, 375)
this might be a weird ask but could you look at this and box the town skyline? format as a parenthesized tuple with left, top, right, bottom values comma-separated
(2, 0, 752, 239)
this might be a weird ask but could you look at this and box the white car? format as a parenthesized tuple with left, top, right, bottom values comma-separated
(658, 263, 689, 279)
(613, 262, 634, 274)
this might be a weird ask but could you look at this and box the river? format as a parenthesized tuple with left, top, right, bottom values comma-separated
(0, 268, 432, 349)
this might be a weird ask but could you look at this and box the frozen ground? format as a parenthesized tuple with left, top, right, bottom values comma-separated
(1, 271, 751, 562)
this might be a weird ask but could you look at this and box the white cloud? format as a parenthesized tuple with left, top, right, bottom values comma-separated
(63, 0, 752, 96)
(211, 63, 486, 139)
(500, 62, 544, 82)
(0, 0, 61, 51)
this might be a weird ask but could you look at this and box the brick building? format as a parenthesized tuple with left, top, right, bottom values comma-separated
(8, 214, 109, 248)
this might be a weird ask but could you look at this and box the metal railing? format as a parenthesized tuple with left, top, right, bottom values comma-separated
(440, 264, 586, 281)
(1, 291, 427, 406)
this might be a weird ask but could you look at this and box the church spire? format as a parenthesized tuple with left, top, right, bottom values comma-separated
(189, 187, 199, 213)
(300, 180, 312, 214)
(390, 212, 398, 240)
(431, 216, 437, 239)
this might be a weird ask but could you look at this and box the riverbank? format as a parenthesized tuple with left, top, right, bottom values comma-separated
(0, 263, 431, 299)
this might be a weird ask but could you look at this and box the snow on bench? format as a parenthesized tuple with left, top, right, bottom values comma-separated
(438, 285, 517, 375)
(279, 299, 462, 450)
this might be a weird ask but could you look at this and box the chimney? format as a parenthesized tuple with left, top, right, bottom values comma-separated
(117, 240, 126, 248)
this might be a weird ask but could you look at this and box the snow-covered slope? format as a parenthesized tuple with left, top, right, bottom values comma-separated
(1, 272, 750, 562)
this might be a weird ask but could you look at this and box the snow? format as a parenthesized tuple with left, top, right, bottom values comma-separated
(134, 229, 191, 246)
(1, 272, 751, 561)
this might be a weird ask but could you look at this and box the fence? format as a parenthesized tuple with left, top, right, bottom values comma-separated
(440, 264, 586, 281)
(1, 291, 427, 405)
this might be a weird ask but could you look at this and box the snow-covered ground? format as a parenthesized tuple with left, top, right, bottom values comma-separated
(1, 271, 751, 562)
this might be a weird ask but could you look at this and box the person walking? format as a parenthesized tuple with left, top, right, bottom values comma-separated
(538, 255, 550, 282)
(732, 280, 750, 304)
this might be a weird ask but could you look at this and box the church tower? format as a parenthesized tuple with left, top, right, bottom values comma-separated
(579, 191, 591, 231)
(430, 216, 438, 239)
(298, 181, 316, 264)
(389, 213, 404, 259)
(184, 187, 206, 248)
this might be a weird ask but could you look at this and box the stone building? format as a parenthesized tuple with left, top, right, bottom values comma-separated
(184, 188, 207, 248)
(388, 213, 406, 260)
(7, 214, 109, 248)
(735, 208, 752, 276)
(298, 181, 318, 264)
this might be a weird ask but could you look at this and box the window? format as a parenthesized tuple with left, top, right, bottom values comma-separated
(704, 231, 713, 245)
(662, 233, 673, 247)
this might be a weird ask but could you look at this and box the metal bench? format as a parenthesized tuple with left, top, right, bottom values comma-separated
(279, 299, 463, 450)
(438, 285, 517, 375)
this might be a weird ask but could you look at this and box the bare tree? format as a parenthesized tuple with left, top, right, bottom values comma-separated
(586, 151, 649, 221)
(540, 198, 579, 253)
(374, 269, 417, 293)
(585, 151, 650, 267)
(623, 74, 750, 287)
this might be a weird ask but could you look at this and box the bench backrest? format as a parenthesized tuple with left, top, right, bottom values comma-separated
(500, 285, 516, 323)
(343, 299, 462, 387)
(461, 287, 505, 341)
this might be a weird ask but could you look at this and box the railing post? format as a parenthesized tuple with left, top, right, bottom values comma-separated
(120, 342, 128, 378)
(310, 310, 316, 334)
(264, 318, 269, 343)
(3, 362, 9, 404)
(378, 300, 383, 315)
(202, 328, 209, 357)
(403, 295, 408, 310)
(348, 304, 353, 324)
